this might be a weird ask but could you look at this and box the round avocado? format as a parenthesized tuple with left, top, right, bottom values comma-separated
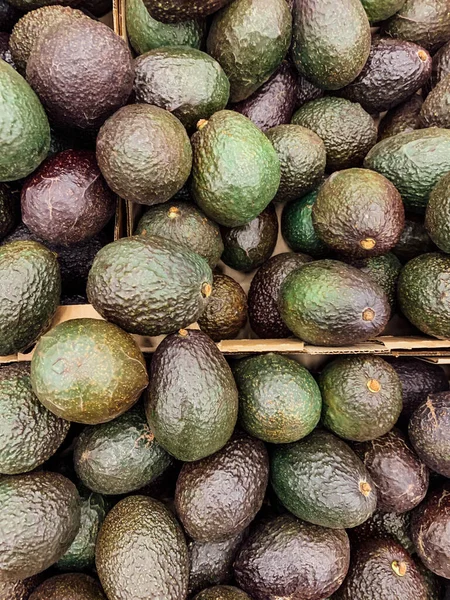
(281, 190, 329, 258)
(144, 0, 233, 22)
(425, 172, 450, 253)
(393, 217, 436, 262)
(360, 0, 406, 22)
(29, 574, 106, 600)
(194, 586, 250, 600)
(378, 95, 424, 141)
(350, 253, 402, 312)
(0, 183, 17, 241)
(349, 509, 415, 553)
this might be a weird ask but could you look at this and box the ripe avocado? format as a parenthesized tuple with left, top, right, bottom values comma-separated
(194, 587, 250, 600)
(393, 217, 436, 262)
(96, 495, 189, 600)
(233, 353, 322, 443)
(361, 0, 406, 21)
(295, 71, 324, 107)
(207, 0, 292, 103)
(0, 471, 80, 581)
(87, 236, 213, 336)
(144, 0, 233, 22)
(378, 94, 423, 141)
(278, 259, 391, 346)
(364, 128, 450, 212)
(31, 318, 148, 424)
(247, 251, 313, 338)
(349, 509, 414, 553)
(281, 190, 328, 258)
(425, 172, 450, 252)
(291, 0, 371, 90)
(29, 574, 106, 600)
(0, 61, 50, 182)
(292, 97, 377, 171)
(319, 355, 403, 441)
(220, 204, 278, 272)
(145, 329, 238, 462)
(271, 429, 377, 528)
(191, 111, 281, 227)
(234, 513, 350, 600)
(313, 169, 405, 257)
(0, 575, 43, 600)
(421, 74, 450, 128)
(0, 183, 17, 241)
(350, 253, 402, 312)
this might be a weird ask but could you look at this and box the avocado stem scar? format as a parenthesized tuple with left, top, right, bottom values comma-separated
(391, 560, 407, 577)
(178, 329, 189, 337)
(202, 282, 212, 298)
(359, 481, 372, 496)
(360, 238, 376, 250)
(367, 378, 381, 393)
(362, 308, 375, 322)
(168, 206, 180, 219)
(197, 119, 209, 130)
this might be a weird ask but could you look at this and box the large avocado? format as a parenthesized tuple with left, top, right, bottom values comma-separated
(145, 329, 238, 462)
(378, 94, 424, 141)
(425, 172, 450, 252)
(361, 0, 406, 21)
(87, 236, 213, 336)
(350, 253, 402, 313)
(143, 0, 233, 22)
(0, 183, 17, 241)
(96, 495, 189, 600)
(421, 75, 450, 129)
(281, 190, 328, 258)
(29, 574, 106, 600)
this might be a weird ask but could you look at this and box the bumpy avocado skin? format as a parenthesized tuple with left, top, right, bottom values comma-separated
(29, 574, 106, 600)
(425, 172, 450, 252)
(281, 190, 328, 258)
(350, 253, 402, 312)
(0, 574, 43, 600)
(378, 94, 423, 141)
(421, 75, 450, 130)
(194, 587, 250, 600)
(361, 0, 405, 22)
(393, 217, 436, 262)
(144, 0, 233, 22)
(427, 40, 450, 92)
(349, 509, 415, 553)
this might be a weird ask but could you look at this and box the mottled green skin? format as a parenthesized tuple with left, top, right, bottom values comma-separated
(191, 111, 281, 227)
(361, 0, 406, 21)
(145, 330, 238, 462)
(319, 355, 402, 441)
(270, 430, 377, 529)
(0, 59, 50, 181)
(0, 471, 80, 581)
(292, 97, 377, 171)
(0, 183, 16, 240)
(349, 509, 415, 553)
(281, 190, 328, 257)
(364, 128, 450, 212)
(207, 0, 292, 103)
(96, 495, 189, 600)
(393, 218, 436, 262)
(144, 0, 233, 22)
(126, 0, 204, 55)
(425, 172, 450, 253)
(31, 318, 148, 425)
(378, 94, 423, 141)
(279, 259, 391, 346)
(0, 363, 69, 475)
(29, 574, 106, 600)
(266, 124, 326, 202)
(421, 74, 450, 129)
(350, 253, 402, 312)
(194, 587, 250, 600)
(234, 353, 322, 443)
(74, 405, 172, 495)
(0, 240, 60, 356)
(87, 236, 213, 336)
(398, 252, 450, 338)
(291, 0, 371, 90)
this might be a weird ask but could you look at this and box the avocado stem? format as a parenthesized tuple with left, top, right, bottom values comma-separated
(362, 308, 375, 322)
(202, 283, 212, 298)
(367, 378, 381, 393)
(392, 560, 407, 577)
(360, 237, 376, 250)
(168, 206, 180, 219)
(359, 481, 372, 496)
(178, 329, 189, 337)
(197, 119, 209, 130)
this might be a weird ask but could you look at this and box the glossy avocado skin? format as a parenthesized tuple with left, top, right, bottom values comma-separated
(393, 217, 436, 262)
(270, 429, 377, 529)
(0, 183, 17, 241)
(425, 172, 450, 252)
(234, 514, 350, 600)
(281, 190, 329, 258)
(360, 0, 406, 22)
(349, 509, 414, 553)
(378, 94, 423, 141)
(144, 0, 233, 22)
(29, 574, 106, 600)
(194, 587, 250, 600)
(421, 75, 450, 129)
(350, 253, 402, 312)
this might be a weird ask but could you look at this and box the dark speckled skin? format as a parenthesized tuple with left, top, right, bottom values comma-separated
(96, 495, 189, 600)
(144, 0, 233, 22)
(428, 40, 450, 92)
(393, 218, 436, 262)
(234, 513, 350, 600)
(0, 471, 80, 582)
(175, 432, 268, 542)
(420, 74, 450, 128)
(21, 150, 115, 246)
(194, 586, 250, 600)
(349, 509, 415, 553)
(0, 574, 43, 600)
(29, 574, 106, 600)
(378, 95, 423, 141)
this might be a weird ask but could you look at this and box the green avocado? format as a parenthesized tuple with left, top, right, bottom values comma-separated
(281, 190, 329, 258)
(29, 574, 106, 600)
(0, 183, 17, 241)
(425, 172, 450, 253)
(393, 217, 436, 262)
(194, 587, 251, 600)
(378, 95, 423, 141)
(360, 0, 406, 22)
(350, 253, 402, 312)
(421, 75, 450, 129)
(143, 0, 233, 22)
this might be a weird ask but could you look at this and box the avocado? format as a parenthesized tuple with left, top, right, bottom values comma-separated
(0, 240, 60, 356)
(393, 217, 436, 262)
(198, 274, 248, 341)
(0, 471, 80, 581)
(143, 0, 233, 22)
(126, 0, 204, 55)
(295, 71, 324, 107)
(0, 183, 17, 241)
(281, 190, 329, 257)
(29, 574, 106, 600)
(87, 236, 213, 336)
(194, 587, 250, 600)
(135, 201, 223, 268)
(220, 203, 278, 272)
(349, 253, 402, 312)
(233, 353, 322, 443)
(361, 0, 406, 21)
(291, 0, 371, 90)
(0, 575, 43, 600)
(0, 60, 50, 182)
(398, 253, 450, 338)
(266, 124, 326, 202)
(31, 318, 148, 424)
(319, 355, 403, 441)
(427, 39, 450, 92)
(74, 405, 172, 495)
(421, 74, 450, 128)
(278, 259, 391, 346)
(338, 37, 431, 113)
(0, 363, 69, 474)
(313, 169, 405, 257)
(207, 0, 292, 103)
(0, 32, 15, 68)
(175, 432, 268, 542)
(145, 329, 238, 462)
(349, 509, 414, 553)
(247, 251, 313, 338)
(134, 47, 230, 130)
(234, 513, 349, 600)
(425, 172, 450, 252)
(411, 484, 450, 578)
(409, 391, 450, 477)
(0, 0, 20, 32)
(96, 495, 189, 600)
(364, 128, 450, 212)
(292, 97, 377, 171)
(333, 537, 429, 600)
(378, 94, 423, 141)
(191, 110, 281, 227)
(271, 429, 377, 528)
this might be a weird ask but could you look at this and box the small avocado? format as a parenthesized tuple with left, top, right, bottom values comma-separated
(292, 97, 377, 171)
(29, 574, 106, 600)
(194, 587, 250, 600)
(234, 513, 350, 600)
(191, 110, 281, 227)
(278, 259, 391, 346)
(393, 217, 436, 262)
(198, 274, 248, 341)
(221, 204, 278, 272)
(421, 74, 450, 129)
(319, 355, 403, 442)
(145, 329, 238, 462)
(0, 471, 80, 581)
(378, 94, 423, 141)
(313, 169, 405, 257)
(349, 253, 402, 313)
(0, 574, 43, 600)
(0, 0, 20, 32)
(425, 172, 450, 252)
(96, 495, 189, 600)
(361, 0, 406, 22)
(233, 353, 322, 444)
(281, 190, 329, 258)
(31, 318, 148, 425)
(349, 509, 414, 553)
(207, 0, 292, 103)
(271, 429, 377, 528)
(247, 251, 313, 338)
(0, 183, 17, 241)
(143, 0, 233, 22)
